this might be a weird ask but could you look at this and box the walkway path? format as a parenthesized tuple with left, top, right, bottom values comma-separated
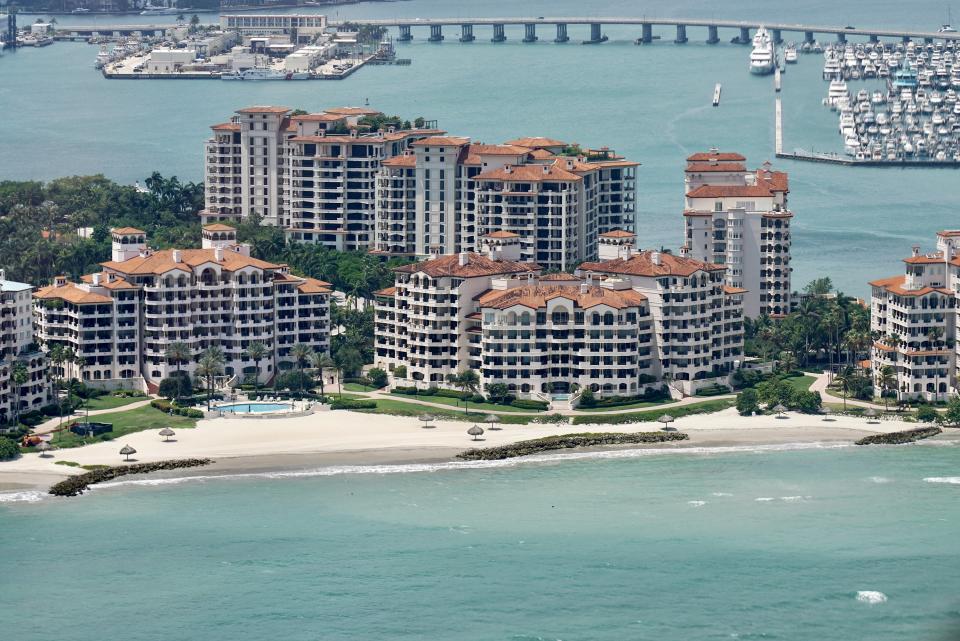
(34, 398, 155, 435)
(809, 372, 898, 412)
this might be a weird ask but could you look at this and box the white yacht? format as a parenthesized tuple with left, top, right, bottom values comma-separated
(825, 79, 849, 107)
(222, 67, 308, 81)
(749, 27, 775, 75)
(140, 5, 181, 15)
(784, 43, 798, 63)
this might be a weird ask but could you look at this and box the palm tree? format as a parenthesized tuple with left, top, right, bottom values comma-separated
(11, 362, 28, 427)
(834, 366, 855, 411)
(448, 370, 481, 415)
(244, 341, 269, 397)
(48, 345, 66, 428)
(290, 344, 314, 398)
(778, 350, 798, 375)
(197, 346, 225, 410)
(878, 365, 897, 412)
(310, 352, 334, 399)
(165, 341, 191, 400)
(928, 326, 945, 402)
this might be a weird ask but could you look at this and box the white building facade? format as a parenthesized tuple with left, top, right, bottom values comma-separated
(1, 271, 50, 425)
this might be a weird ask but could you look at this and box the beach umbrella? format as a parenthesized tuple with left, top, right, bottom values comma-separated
(864, 408, 879, 423)
(657, 414, 675, 431)
(159, 427, 175, 442)
(485, 414, 502, 431)
(773, 404, 788, 418)
(467, 425, 484, 441)
(37, 441, 52, 458)
(418, 414, 435, 429)
(821, 406, 834, 421)
(119, 444, 136, 461)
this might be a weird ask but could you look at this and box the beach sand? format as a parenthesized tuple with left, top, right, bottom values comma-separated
(0, 408, 917, 493)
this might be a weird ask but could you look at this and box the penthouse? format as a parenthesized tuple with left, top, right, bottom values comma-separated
(34, 225, 331, 392)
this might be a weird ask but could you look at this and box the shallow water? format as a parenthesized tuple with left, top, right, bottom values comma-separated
(2, 443, 960, 640)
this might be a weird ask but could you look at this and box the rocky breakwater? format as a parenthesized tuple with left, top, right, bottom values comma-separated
(855, 427, 942, 446)
(49, 459, 214, 497)
(457, 432, 689, 461)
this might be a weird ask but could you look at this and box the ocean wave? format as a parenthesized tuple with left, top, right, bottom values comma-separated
(0, 491, 46, 503)
(755, 497, 775, 502)
(856, 590, 888, 604)
(869, 476, 891, 484)
(86, 441, 854, 493)
(923, 477, 960, 485)
(687, 500, 707, 507)
(711, 492, 733, 497)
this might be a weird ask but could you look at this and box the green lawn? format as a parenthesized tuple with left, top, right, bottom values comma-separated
(571, 399, 736, 425)
(783, 374, 817, 393)
(82, 394, 149, 411)
(388, 391, 531, 413)
(354, 398, 535, 424)
(581, 397, 675, 413)
(41, 405, 198, 450)
(342, 382, 377, 392)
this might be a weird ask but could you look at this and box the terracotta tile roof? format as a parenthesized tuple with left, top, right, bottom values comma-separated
(686, 151, 746, 162)
(236, 106, 290, 114)
(685, 162, 747, 172)
(383, 128, 446, 142)
(529, 149, 556, 160)
(35, 282, 113, 305)
(600, 230, 635, 238)
(100, 248, 279, 275)
(579, 251, 725, 278)
(504, 136, 566, 148)
(324, 107, 383, 116)
(483, 231, 520, 239)
(291, 113, 347, 122)
(112, 227, 145, 235)
(468, 144, 531, 155)
(477, 284, 646, 311)
(410, 136, 470, 147)
(868, 275, 953, 296)
(682, 210, 716, 217)
(374, 286, 397, 297)
(873, 341, 897, 352)
(903, 253, 944, 264)
(296, 277, 332, 294)
(537, 272, 581, 281)
(211, 122, 241, 132)
(80, 274, 139, 290)
(723, 285, 749, 294)
(395, 253, 540, 279)
(937, 230, 960, 237)
(686, 168, 788, 198)
(382, 154, 416, 168)
(203, 223, 236, 232)
(289, 135, 369, 144)
(476, 160, 582, 182)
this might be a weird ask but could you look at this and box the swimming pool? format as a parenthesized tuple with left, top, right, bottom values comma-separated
(217, 402, 292, 414)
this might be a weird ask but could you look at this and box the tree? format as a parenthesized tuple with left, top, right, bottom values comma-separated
(159, 376, 189, 400)
(393, 364, 407, 379)
(486, 382, 509, 405)
(0, 437, 19, 461)
(244, 341, 269, 397)
(165, 341, 191, 399)
(790, 390, 822, 414)
(777, 350, 798, 375)
(834, 366, 855, 411)
(310, 352, 334, 399)
(48, 344, 67, 428)
(333, 346, 362, 398)
(877, 365, 897, 412)
(11, 362, 28, 426)
(916, 405, 939, 424)
(196, 346, 224, 410)
(736, 388, 759, 416)
(928, 326, 945, 402)
(447, 370, 480, 415)
(366, 367, 388, 389)
(290, 344, 314, 398)
(943, 396, 960, 427)
(804, 277, 834, 296)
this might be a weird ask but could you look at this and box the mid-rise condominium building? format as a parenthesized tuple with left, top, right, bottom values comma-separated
(375, 136, 638, 271)
(202, 105, 444, 250)
(34, 225, 331, 392)
(374, 231, 743, 399)
(681, 150, 792, 318)
(869, 231, 960, 402)
(0, 271, 50, 425)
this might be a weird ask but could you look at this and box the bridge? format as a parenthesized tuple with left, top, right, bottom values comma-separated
(54, 24, 169, 39)
(326, 16, 960, 45)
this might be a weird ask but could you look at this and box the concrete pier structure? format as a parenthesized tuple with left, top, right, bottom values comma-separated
(555, 23, 569, 42)
(707, 25, 719, 44)
(674, 24, 687, 44)
(804, 30, 815, 44)
(523, 23, 537, 42)
(772, 28, 782, 44)
(398, 24, 412, 41)
(492, 23, 506, 42)
(837, 32, 846, 43)
(429, 24, 443, 42)
(584, 22, 607, 43)
(737, 26, 750, 44)
(459, 24, 475, 42)
(869, 34, 879, 43)
(641, 23, 653, 44)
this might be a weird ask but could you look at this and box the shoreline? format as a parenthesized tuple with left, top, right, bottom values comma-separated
(2, 407, 941, 498)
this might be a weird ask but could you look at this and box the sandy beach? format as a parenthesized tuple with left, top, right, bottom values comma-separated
(0, 407, 923, 494)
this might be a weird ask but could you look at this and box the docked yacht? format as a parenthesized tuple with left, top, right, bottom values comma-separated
(784, 43, 798, 63)
(749, 27, 775, 75)
(140, 4, 181, 15)
(222, 67, 308, 80)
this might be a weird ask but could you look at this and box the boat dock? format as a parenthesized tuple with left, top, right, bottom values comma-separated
(713, 83, 722, 106)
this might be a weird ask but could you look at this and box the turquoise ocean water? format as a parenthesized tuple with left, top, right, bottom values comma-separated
(2, 0, 960, 294)
(2, 443, 960, 640)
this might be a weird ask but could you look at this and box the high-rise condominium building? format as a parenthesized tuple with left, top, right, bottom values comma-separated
(34, 225, 331, 392)
(682, 150, 792, 318)
(0, 271, 50, 425)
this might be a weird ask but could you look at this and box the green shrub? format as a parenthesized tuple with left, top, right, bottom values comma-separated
(0, 437, 19, 461)
(578, 388, 596, 408)
(331, 399, 377, 410)
(510, 399, 549, 411)
(572, 400, 734, 425)
(366, 367, 388, 389)
(736, 389, 760, 416)
(150, 399, 204, 418)
(18, 410, 44, 427)
(393, 365, 407, 379)
(159, 375, 193, 400)
(916, 405, 939, 424)
(696, 384, 731, 397)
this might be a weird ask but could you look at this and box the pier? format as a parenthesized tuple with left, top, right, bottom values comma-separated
(325, 17, 960, 45)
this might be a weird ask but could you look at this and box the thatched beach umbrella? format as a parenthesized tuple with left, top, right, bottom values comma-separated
(821, 406, 834, 422)
(37, 441, 52, 458)
(864, 408, 879, 424)
(657, 414, 675, 431)
(467, 425, 484, 441)
(773, 404, 788, 418)
(159, 427, 175, 442)
(485, 414, 502, 431)
(119, 444, 136, 461)
(418, 414, 435, 429)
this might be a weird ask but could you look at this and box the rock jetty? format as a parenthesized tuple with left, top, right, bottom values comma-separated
(457, 432, 688, 461)
(855, 427, 941, 446)
(49, 458, 213, 497)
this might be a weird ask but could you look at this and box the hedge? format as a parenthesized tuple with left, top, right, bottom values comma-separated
(572, 399, 735, 425)
(150, 399, 204, 418)
(0, 437, 19, 461)
(331, 399, 378, 410)
(509, 399, 549, 411)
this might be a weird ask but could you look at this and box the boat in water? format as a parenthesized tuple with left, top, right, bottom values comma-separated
(784, 43, 798, 64)
(140, 5, 182, 15)
(222, 67, 309, 81)
(749, 27, 775, 75)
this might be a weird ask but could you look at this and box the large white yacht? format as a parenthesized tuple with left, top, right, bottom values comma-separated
(749, 27, 775, 75)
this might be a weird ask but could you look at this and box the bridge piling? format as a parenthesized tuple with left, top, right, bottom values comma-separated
(675, 24, 688, 44)
(804, 30, 815, 44)
(523, 23, 537, 43)
(641, 23, 653, 44)
(492, 23, 506, 42)
(398, 24, 412, 41)
(837, 32, 846, 43)
(772, 28, 782, 44)
(428, 24, 443, 42)
(459, 24, 475, 42)
(583, 22, 607, 44)
(737, 26, 750, 44)
(903, 35, 911, 43)
(869, 34, 879, 43)
(555, 23, 569, 43)
(706, 25, 719, 44)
